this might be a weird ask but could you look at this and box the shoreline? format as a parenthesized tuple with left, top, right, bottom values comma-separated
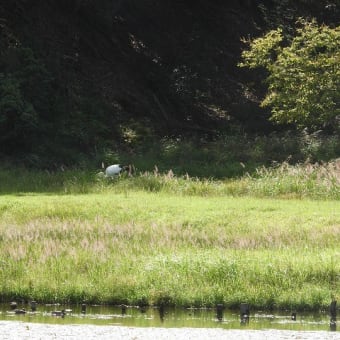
(0, 321, 339, 340)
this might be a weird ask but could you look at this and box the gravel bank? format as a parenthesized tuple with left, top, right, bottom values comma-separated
(0, 321, 339, 340)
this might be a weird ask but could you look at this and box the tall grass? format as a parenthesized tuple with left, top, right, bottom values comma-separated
(227, 159, 340, 199)
(113, 131, 340, 178)
(1, 129, 339, 197)
(2, 159, 338, 199)
(0, 133, 339, 309)
(0, 192, 339, 309)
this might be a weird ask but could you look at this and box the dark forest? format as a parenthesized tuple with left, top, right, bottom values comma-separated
(0, 1, 339, 167)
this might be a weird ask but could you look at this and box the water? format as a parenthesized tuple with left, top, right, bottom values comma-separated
(0, 303, 337, 332)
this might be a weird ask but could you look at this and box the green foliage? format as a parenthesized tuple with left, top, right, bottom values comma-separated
(0, 74, 38, 146)
(240, 20, 340, 130)
(0, 47, 54, 156)
(0, 45, 117, 166)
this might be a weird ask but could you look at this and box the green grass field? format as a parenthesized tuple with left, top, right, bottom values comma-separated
(0, 177, 339, 310)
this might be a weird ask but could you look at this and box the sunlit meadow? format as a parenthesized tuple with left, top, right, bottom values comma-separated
(0, 162, 339, 310)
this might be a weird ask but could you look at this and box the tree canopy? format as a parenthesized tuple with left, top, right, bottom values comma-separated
(239, 20, 340, 130)
(0, 2, 339, 166)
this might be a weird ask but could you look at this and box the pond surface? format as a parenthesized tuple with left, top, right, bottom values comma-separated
(0, 303, 337, 333)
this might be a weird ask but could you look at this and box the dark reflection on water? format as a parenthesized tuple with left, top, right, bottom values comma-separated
(0, 303, 337, 332)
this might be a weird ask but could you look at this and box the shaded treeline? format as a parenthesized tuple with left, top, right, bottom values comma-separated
(0, 0, 339, 167)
